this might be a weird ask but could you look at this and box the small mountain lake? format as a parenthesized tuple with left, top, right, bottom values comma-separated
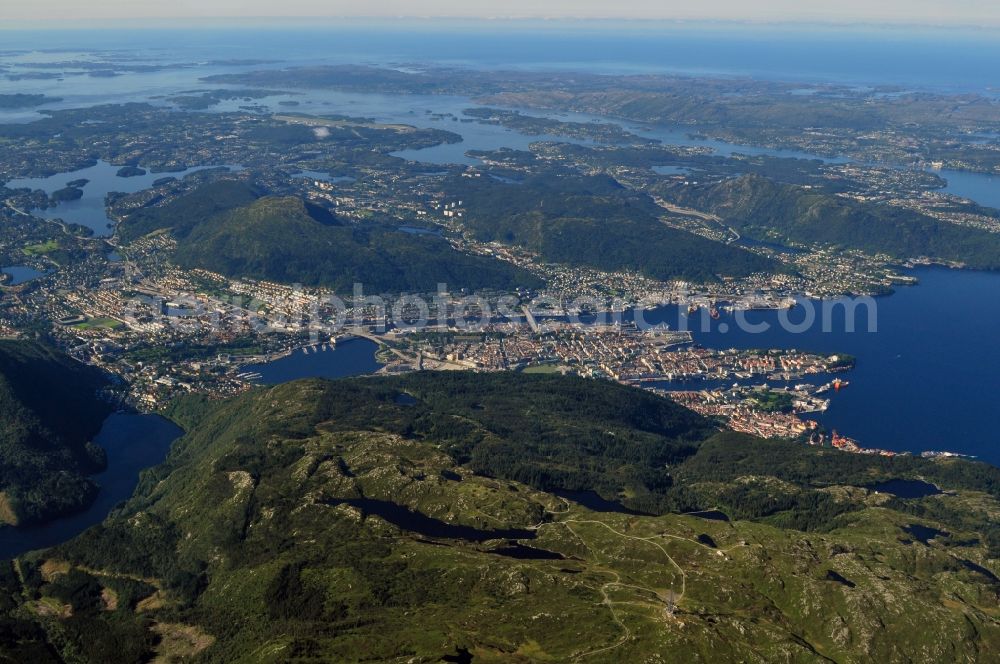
(903, 524, 947, 545)
(869, 479, 942, 499)
(327, 497, 536, 542)
(489, 543, 565, 560)
(684, 510, 731, 522)
(554, 489, 652, 515)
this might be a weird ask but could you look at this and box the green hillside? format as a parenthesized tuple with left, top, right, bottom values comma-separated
(6, 373, 1000, 662)
(120, 180, 543, 293)
(117, 180, 262, 243)
(447, 172, 778, 282)
(664, 174, 1000, 269)
(0, 341, 112, 526)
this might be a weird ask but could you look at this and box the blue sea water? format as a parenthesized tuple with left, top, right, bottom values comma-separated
(3, 161, 241, 236)
(637, 267, 1000, 462)
(3, 24, 999, 92)
(936, 169, 1000, 209)
(1, 265, 46, 284)
(244, 339, 384, 384)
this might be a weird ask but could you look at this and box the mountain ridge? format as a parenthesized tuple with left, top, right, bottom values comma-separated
(121, 181, 544, 293)
(664, 173, 1000, 269)
(4, 373, 1000, 661)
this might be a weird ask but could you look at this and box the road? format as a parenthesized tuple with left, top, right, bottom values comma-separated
(4, 200, 30, 217)
(653, 197, 742, 244)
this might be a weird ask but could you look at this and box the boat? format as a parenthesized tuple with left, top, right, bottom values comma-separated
(709, 305, 720, 320)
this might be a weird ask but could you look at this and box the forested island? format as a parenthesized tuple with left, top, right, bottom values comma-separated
(209, 64, 1000, 174)
(0, 94, 61, 109)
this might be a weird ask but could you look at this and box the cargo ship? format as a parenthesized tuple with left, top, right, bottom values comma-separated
(816, 379, 849, 394)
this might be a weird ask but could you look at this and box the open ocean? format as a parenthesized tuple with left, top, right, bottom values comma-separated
(2, 23, 1000, 91)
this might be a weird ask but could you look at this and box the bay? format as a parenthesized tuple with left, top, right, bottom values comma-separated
(938, 169, 1000, 209)
(242, 338, 383, 385)
(638, 267, 1000, 463)
(3, 160, 241, 237)
(1, 265, 46, 285)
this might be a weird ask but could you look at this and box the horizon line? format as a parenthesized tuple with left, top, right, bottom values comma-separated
(3, 17, 1000, 32)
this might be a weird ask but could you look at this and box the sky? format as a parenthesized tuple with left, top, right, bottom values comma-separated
(2, 0, 999, 28)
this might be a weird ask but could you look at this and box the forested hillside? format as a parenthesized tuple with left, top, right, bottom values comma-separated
(4, 373, 1000, 662)
(121, 180, 543, 292)
(664, 174, 1000, 268)
(0, 341, 112, 526)
(447, 172, 778, 282)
